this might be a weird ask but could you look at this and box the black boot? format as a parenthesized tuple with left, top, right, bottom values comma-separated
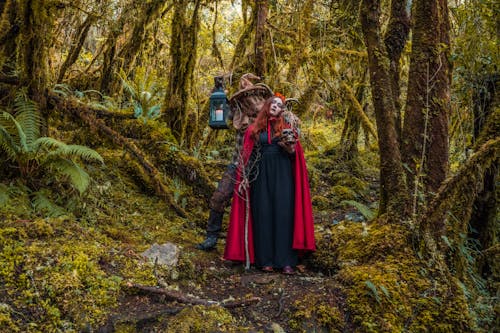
(196, 235, 218, 251)
(196, 210, 223, 251)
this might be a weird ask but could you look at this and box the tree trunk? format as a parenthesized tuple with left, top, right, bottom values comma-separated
(469, 75, 499, 275)
(99, 23, 123, 94)
(340, 82, 365, 160)
(285, 0, 314, 96)
(402, 0, 452, 223)
(0, 0, 19, 71)
(384, 0, 410, 144)
(360, 0, 408, 218)
(58, 14, 95, 82)
(162, 0, 201, 143)
(229, 12, 255, 73)
(254, 0, 268, 78)
(18, 0, 52, 128)
(117, 0, 168, 76)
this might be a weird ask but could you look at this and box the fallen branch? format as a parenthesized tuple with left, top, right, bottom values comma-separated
(49, 93, 187, 217)
(126, 283, 260, 308)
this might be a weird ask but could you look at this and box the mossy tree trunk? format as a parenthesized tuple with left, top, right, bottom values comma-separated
(162, 0, 201, 143)
(99, 19, 125, 94)
(18, 0, 54, 130)
(402, 0, 452, 224)
(57, 14, 96, 83)
(117, 0, 168, 77)
(384, 0, 410, 144)
(285, 0, 314, 97)
(229, 13, 255, 74)
(360, 0, 409, 219)
(254, 0, 268, 78)
(340, 81, 366, 160)
(469, 75, 498, 270)
(0, 0, 19, 72)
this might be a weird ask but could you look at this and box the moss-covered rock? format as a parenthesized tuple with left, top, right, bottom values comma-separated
(311, 219, 475, 332)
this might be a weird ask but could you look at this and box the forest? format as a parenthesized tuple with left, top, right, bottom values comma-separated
(0, 0, 498, 331)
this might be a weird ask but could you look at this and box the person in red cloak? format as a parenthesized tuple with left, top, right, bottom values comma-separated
(223, 94, 315, 274)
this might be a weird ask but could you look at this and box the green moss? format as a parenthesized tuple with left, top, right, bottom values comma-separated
(312, 219, 475, 332)
(312, 195, 333, 210)
(289, 294, 345, 333)
(329, 185, 358, 202)
(167, 305, 237, 332)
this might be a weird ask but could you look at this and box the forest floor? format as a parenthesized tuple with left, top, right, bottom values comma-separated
(94, 195, 354, 332)
(106, 244, 347, 332)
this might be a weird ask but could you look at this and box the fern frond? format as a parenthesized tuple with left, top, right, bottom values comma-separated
(45, 157, 90, 194)
(0, 183, 9, 205)
(119, 70, 139, 100)
(50, 144, 103, 163)
(0, 111, 28, 152)
(0, 123, 18, 159)
(341, 200, 375, 220)
(0, 110, 17, 135)
(52, 83, 73, 97)
(32, 190, 66, 217)
(14, 91, 41, 144)
(32, 137, 66, 152)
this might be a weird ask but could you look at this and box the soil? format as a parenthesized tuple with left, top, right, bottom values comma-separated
(98, 239, 347, 332)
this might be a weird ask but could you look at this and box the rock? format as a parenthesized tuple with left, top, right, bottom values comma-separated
(141, 242, 180, 267)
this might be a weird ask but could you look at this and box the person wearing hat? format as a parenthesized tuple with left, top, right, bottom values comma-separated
(196, 74, 273, 251)
(223, 95, 315, 274)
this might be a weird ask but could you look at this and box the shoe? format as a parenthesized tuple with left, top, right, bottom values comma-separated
(282, 266, 295, 275)
(261, 266, 274, 273)
(196, 236, 218, 251)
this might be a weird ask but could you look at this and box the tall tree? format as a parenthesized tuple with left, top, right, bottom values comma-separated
(162, 0, 201, 143)
(384, 0, 410, 143)
(0, 0, 19, 72)
(402, 0, 452, 221)
(58, 13, 96, 82)
(254, 0, 268, 78)
(360, 0, 408, 218)
(18, 0, 55, 126)
(285, 0, 314, 96)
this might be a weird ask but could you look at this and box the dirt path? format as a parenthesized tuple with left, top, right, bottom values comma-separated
(100, 253, 346, 332)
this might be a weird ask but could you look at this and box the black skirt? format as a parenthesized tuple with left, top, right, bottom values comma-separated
(250, 132, 297, 268)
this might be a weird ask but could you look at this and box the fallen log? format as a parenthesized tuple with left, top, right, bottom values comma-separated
(126, 282, 261, 308)
(49, 93, 188, 217)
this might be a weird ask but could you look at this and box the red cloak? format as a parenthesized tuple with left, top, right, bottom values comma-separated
(223, 126, 316, 263)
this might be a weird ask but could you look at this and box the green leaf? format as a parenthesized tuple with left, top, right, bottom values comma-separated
(50, 158, 90, 194)
(0, 183, 9, 205)
(32, 190, 66, 217)
(365, 280, 380, 304)
(341, 200, 375, 220)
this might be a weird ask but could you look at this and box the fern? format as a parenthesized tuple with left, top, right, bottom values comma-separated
(32, 190, 66, 217)
(14, 91, 41, 145)
(0, 118, 17, 159)
(52, 83, 73, 97)
(50, 158, 90, 194)
(0, 90, 104, 215)
(0, 183, 9, 205)
(341, 200, 375, 220)
(119, 67, 163, 121)
(48, 144, 104, 163)
(365, 280, 381, 304)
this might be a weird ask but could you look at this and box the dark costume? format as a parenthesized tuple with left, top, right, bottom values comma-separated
(197, 76, 273, 250)
(223, 125, 315, 266)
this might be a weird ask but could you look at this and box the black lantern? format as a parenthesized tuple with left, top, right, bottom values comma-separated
(209, 76, 229, 129)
